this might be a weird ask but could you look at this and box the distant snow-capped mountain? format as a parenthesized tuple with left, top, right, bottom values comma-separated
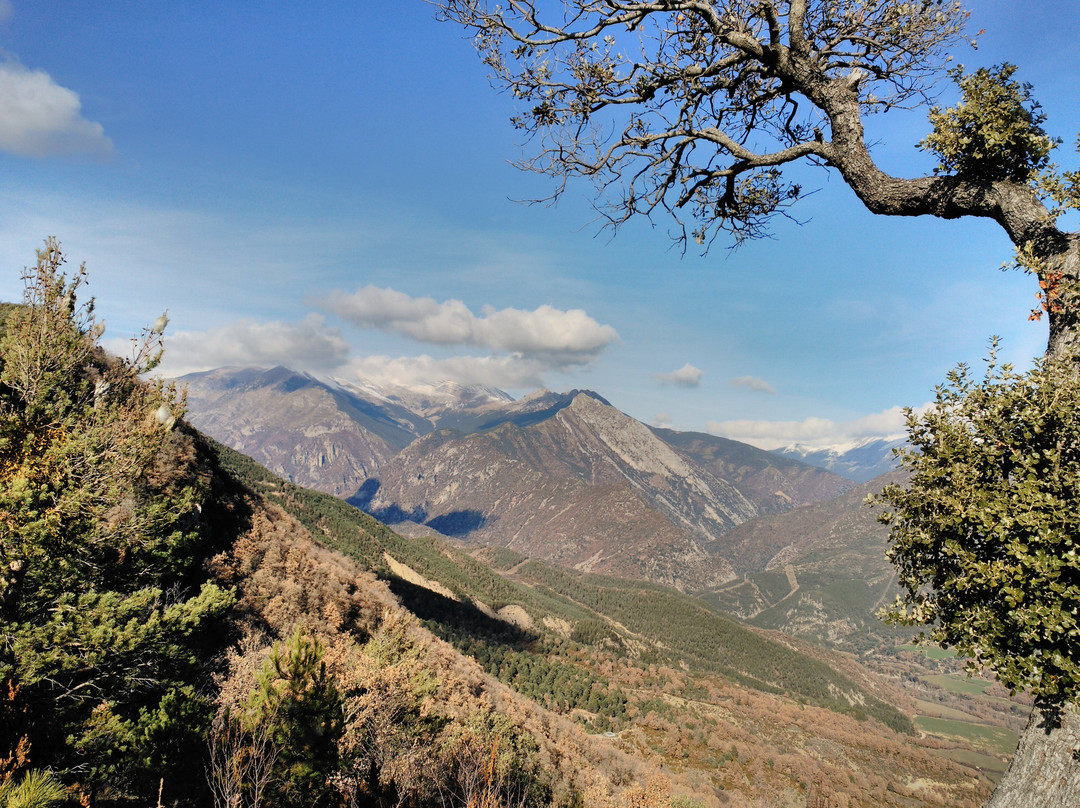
(332, 376, 514, 423)
(773, 437, 906, 483)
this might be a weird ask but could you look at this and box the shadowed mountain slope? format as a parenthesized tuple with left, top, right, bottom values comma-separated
(181, 366, 432, 496)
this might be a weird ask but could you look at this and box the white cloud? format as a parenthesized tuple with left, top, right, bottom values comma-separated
(316, 285, 618, 363)
(706, 404, 925, 451)
(730, 375, 776, 394)
(345, 353, 551, 391)
(145, 314, 350, 377)
(651, 412, 673, 428)
(655, 363, 703, 388)
(0, 60, 113, 158)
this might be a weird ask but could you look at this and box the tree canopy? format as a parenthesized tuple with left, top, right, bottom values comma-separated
(0, 239, 234, 803)
(435, 0, 1080, 352)
(876, 344, 1080, 703)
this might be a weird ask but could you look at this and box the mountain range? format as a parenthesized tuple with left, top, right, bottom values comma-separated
(181, 367, 853, 590)
(775, 437, 905, 483)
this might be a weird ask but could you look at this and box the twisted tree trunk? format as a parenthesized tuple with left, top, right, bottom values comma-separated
(1045, 237, 1080, 360)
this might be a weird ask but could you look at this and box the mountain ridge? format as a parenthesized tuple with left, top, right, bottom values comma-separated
(180, 366, 853, 589)
(773, 436, 905, 483)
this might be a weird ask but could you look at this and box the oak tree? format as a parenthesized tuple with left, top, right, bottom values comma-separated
(877, 347, 1080, 806)
(433, 1, 1080, 803)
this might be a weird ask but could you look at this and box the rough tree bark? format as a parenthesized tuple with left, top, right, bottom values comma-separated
(985, 702, 1080, 808)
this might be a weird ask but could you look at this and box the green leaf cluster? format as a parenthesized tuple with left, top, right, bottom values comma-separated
(877, 342, 1080, 703)
(920, 63, 1058, 182)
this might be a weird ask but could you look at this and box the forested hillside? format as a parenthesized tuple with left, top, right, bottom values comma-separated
(219, 440, 999, 807)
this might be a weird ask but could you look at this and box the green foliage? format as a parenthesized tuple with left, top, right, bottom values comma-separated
(0, 769, 66, 808)
(669, 796, 707, 808)
(455, 633, 629, 725)
(336, 614, 443, 805)
(920, 64, 1058, 183)
(877, 343, 1080, 702)
(247, 631, 343, 808)
(0, 240, 234, 801)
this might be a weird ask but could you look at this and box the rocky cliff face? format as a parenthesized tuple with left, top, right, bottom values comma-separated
(355, 392, 768, 588)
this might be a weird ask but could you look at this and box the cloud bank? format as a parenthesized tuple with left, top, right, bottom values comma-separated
(343, 353, 553, 391)
(651, 412, 673, 428)
(151, 315, 349, 377)
(0, 60, 113, 158)
(316, 285, 618, 364)
(655, 363, 703, 388)
(706, 404, 922, 451)
(147, 290, 615, 390)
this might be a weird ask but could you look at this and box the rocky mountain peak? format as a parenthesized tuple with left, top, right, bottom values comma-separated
(562, 392, 698, 482)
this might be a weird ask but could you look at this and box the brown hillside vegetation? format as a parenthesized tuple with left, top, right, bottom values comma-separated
(205, 484, 664, 807)
(204, 453, 995, 807)
(0, 244, 998, 807)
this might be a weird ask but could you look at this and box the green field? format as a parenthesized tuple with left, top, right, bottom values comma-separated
(914, 699, 981, 723)
(923, 673, 995, 696)
(936, 748, 1010, 784)
(914, 716, 1019, 757)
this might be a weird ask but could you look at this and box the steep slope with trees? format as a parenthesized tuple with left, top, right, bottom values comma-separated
(4, 241, 998, 806)
(0, 243, 654, 807)
(220, 438, 999, 807)
(0, 241, 237, 804)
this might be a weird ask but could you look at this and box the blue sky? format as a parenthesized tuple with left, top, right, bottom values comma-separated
(0, 1, 1076, 449)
